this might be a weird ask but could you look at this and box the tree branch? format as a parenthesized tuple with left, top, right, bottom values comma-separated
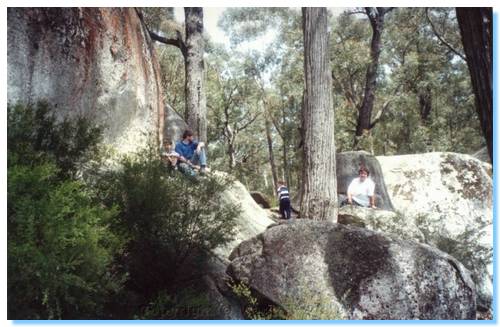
(149, 30, 187, 58)
(425, 8, 466, 61)
(237, 112, 261, 133)
(370, 99, 392, 129)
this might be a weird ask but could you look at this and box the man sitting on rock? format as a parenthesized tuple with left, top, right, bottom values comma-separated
(175, 129, 208, 176)
(343, 167, 377, 209)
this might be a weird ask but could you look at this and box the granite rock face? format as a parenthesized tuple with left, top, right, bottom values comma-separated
(8, 8, 164, 154)
(377, 152, 492, 311)
(214, 173, 275, 260)
(228, 220, 476, 320)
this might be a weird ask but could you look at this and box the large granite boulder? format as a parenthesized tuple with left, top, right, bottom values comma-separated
(228, 220, 476, 320)
(377, 152, 492, 311)
(337, 151, 394, 211)
(8, 8, 163, 155)
(215, 174, 275, 259)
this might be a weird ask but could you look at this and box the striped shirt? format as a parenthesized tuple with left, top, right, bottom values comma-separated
(277, 186, 290, 201)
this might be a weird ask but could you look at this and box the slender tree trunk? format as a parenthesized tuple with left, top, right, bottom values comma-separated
(300, 7, 337, 221)
(456, 8, 493, 163)
(184, 7, 207, 142)
(354, 7, 392, 149)
(264, 114, 279, 193)
(228, 138, 236, 171)
(282, 109, 291, 189)
(418, 86, 432, 122)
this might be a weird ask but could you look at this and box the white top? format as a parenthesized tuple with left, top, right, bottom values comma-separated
(347, 177, 375, 207)
(161, 150, 180, 158)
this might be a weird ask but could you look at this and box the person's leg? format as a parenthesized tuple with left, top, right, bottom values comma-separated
(178, 162, 196, 177)
(284, 199, 291, 220)
(279, 200, 285, 219)
(192, 148, 207, 167)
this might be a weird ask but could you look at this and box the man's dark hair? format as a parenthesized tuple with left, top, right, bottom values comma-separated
(182, 129, 193, 139)
(359, 166, 370, 176)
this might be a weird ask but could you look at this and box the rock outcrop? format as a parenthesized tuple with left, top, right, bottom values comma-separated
(8, 8, 163, 155)
(163, 103, 187, 143)
(215, 175, 275, 259)
(336, 152, 394, 211)
(377, 152, 492, 311)
(195, 175, 274, 319)
(228, 220, 476, 320)
(250, 192, 272, 209)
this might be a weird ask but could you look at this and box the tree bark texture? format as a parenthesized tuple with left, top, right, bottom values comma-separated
(354, 7, 392, 148)
(184, 7, 207, 142)
(456, 8, 493, 163)
(300, 7, 337, 221)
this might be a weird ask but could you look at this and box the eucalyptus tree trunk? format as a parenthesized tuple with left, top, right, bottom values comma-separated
(354, 7, 393, 149)
(456, 8, 493, 163)
(300, 7, 337, 221)
(184, 7, 207, 142)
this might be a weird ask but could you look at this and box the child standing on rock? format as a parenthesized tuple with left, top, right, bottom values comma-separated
(277, 181, 292, 220)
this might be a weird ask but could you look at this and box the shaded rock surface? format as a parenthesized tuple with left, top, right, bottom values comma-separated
(250, 192, 271, 209)
(215, 174, 275, 259)
(337, 151, 394, 211)
(201, 175, 274, 318)
(8, 8, 163, 155)
(228, 220, 476, 320)
(163, 103, 187, 143)
(203, 257, 245, 319)
(377, 152, 492, 311)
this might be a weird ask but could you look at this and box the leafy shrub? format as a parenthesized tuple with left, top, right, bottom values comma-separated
(7, 101, 102, 179)
(137, 287, 218, 319)
(96, 144, 240, 309)
(229, 280, 346, 320)
(7, 102, 123, 319)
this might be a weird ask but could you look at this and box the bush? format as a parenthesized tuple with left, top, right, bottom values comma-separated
(137, 287, 218, 319)
(7, 102, 123, 319)
(229, 280, 346, 320)
(7, 101, 102, 179)
(96, 144, 240, 310)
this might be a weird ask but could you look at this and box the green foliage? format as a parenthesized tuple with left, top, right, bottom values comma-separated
(229, 280, 284, 320)
(229, 280, 345, 320)
(137, 287, 217, 319)
(96, 144, 240, 307)
(8, 102, 123, 319)
(7, 101, 103, 179)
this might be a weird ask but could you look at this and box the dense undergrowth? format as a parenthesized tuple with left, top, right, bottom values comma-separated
(8, 102, 240, 319)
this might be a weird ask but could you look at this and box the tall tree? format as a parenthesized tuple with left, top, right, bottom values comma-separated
(184, 8, 207, 142)
(354, 7, 393, 149)
(300, 7, 337, 221)
(456, 8, 493, 162)
(143, 7, 207, 142)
